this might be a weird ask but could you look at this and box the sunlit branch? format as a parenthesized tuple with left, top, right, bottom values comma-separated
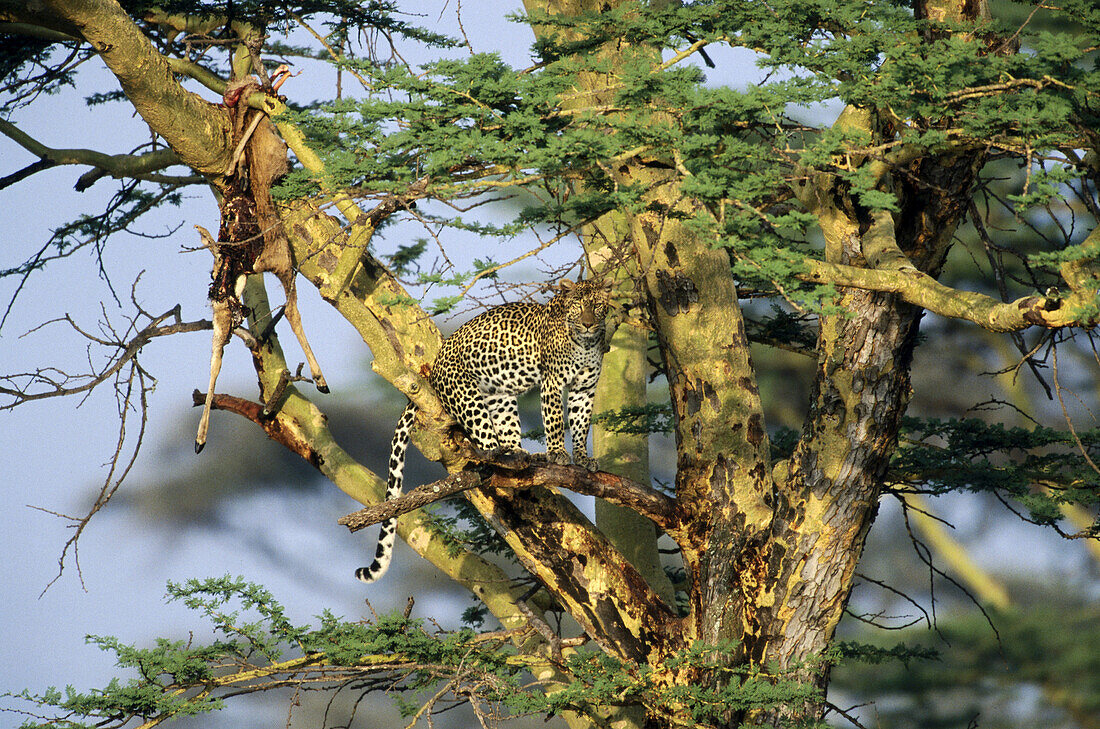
(0, 21, 78, 40)
(800, 259, 1094, 332)
(944, 75, 1081, 104)
(163, 56, 229, 94)
(0, 3, 83, 39)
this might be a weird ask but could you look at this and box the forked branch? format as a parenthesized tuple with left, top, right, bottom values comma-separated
(1, 305, 210, 410)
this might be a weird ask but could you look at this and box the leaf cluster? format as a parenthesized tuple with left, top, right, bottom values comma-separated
(281, 0, 1100, 316)
(892, 417, 1100, 524)
(4, 578, 835, 729)
(420, 497, 515, 561)
(832, 594, 1100, 728)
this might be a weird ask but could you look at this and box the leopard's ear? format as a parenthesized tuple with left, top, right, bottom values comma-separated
(601, 279, 613, 292)
(559, 278, 576, 291)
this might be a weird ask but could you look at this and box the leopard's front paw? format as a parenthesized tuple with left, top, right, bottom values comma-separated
(540, 448, 571, 466)
(573, 452, 599, 472)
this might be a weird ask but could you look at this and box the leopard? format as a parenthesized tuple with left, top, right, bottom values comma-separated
(356, 277, 613, 584)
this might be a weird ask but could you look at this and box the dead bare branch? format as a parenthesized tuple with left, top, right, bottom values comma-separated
(0, 305, 210, 410)
(36, 334, 154, 595)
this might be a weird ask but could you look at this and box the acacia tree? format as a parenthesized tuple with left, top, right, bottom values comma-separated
(3, 0, 1100, 728)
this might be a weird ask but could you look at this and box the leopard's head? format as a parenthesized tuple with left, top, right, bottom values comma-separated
(558, 278, 613, 343)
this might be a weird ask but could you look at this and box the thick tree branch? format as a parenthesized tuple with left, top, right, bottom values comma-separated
(0, 159, 57, 190)
(0, 118, 193, 191)
(0, 3, 82, 38)
(190, 390, 322, 466)
(165, 57, 229, 95)
(337, 460, 681, 537)
(338, 471, 483, 531)
(0, 20, 78, 41)
(800, 258, 1096, 332)
(1, 118, 183, 177)
(36, 0, 233, 176)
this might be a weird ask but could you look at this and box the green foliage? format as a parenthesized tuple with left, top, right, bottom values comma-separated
(1008, 162, 1091, 210)
(3, 578, 834, 729)
(0, 36, 89, 115)
(598, 405, 1099, 530)
(832, 594, 1100, 729)
(385, 238, 428, 275)
(829, 640, 940, 668)
(1029, 232, 1100, 267)
(280, 0, 1100, 317)
(115, 1, 455, 47)
(593, 403, 676, 435)
(892, 417, 1100, 523)
(421, 497, 514, 560)
(10, 0, 1098, 321)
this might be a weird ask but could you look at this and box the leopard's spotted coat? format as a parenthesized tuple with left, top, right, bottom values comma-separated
(356, 278, 612, 583)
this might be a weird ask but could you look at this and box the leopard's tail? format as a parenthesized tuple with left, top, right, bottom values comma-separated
(356, 402, 416, 584)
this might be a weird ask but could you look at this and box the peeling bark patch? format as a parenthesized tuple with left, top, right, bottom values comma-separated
(316, 246, 339, 275)
(681, 377, 720, 417)
(379, 317, 401, 352)
(594, 596, 635, 651)
(1021, 297, 1046, 326)
(683, 380, 703, 418)
(655, 269, 699, 315)
(713, 454, 739, 485)
(292, 223, 313, 247)
(749, 462, 768, 487)
(747, 413, 764, 447)
(703, 380, 720, 412)
(733, 537, 771, 664)
(356, 251, 386, 282)
(664, 239, 680, 267)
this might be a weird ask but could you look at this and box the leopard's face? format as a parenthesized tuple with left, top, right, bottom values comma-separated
(564, 280, 612, 344)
